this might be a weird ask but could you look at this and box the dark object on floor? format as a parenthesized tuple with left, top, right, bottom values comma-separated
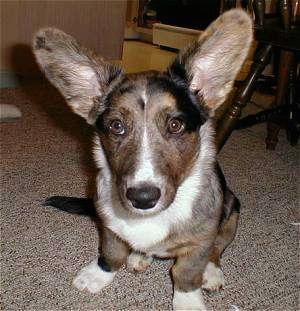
(216, 0, 300, 150)
(43, 196, 96, 217)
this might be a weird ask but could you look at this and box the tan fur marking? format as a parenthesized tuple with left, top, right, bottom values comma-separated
(215, 211, 239, 255)
(209, 247, 221, 267)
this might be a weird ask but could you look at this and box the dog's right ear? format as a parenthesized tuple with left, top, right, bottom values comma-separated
(33, 28, 123, 124)
(168, 9, 253, 115)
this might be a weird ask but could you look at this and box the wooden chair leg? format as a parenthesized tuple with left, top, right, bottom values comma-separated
(266, 122, 281, 149)
(265, 50, 294, 150)
(216, 44, 273, 151)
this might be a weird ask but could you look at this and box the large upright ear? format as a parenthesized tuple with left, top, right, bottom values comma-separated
(169, 9, 253, 114)
(33, 28, 123, 124)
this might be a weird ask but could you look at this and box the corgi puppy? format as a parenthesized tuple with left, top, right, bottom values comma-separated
(34, 9, 252, 310)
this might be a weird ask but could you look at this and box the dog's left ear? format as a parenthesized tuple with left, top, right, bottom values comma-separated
(33, 28, 123, 124)
(169, 9, 253, 114)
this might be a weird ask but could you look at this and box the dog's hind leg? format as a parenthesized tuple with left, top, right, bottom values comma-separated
(202, 190, 240, 293)
(127, 251, 153, 273)
(73, 227, 129, 293)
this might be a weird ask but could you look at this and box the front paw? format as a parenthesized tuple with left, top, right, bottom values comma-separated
(173, 288, 207, 311)
(126, 252, 153, 273)
(72, 259, 116, 293)
(202, 262, 225, 293)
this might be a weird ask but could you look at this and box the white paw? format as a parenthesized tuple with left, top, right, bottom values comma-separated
(72, 259, 116, 294)
(202, 262, 225, 292)
(126, 252, 153, 273)
(173, 288, 207, 311)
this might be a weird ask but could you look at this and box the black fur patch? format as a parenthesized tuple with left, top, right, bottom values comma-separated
(137, 97, 145, 110)
(216, 163, 227, 195)
(93, 75, 128, 132)
(147, 73, 208, 132)
(98, 256, 112, 272)
(117, 78, 137, 95)
(43, 196, 96, 217)
(94, 76, 141, 133)
(105, 65, 123, 85)
(35, 36, 52, 52)
(95, 113, 106, 133)
(215, 164, 241, 225)
(35, 36, 46, 49)
(167, 58, 188, 87)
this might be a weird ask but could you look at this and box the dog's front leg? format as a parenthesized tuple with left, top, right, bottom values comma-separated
(73, 227, 129, 293)
(172, 248, 211, 311)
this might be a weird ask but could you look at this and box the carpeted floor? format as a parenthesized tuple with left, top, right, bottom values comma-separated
(1, 81, 299, 311)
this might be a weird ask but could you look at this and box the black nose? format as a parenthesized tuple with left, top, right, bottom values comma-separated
(126, 186, 161, 210)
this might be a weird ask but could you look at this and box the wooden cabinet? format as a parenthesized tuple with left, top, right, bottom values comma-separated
(126, 0, 152, 38)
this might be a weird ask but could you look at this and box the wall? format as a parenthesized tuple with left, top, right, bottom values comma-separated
(0, 0, 127, 77)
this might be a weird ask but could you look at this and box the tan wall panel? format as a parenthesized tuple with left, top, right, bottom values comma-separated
(1, 0, 127, 76)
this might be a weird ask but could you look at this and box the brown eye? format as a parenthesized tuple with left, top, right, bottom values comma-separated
(167, 118, 185, 134)
(109, 119, 125, 135)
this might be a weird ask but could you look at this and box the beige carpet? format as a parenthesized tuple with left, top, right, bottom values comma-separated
(1, 82, 299, 311)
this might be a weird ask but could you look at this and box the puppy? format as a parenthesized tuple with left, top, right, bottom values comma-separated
(33, 9, 252, 310)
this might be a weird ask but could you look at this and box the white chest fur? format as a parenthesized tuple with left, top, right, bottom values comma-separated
(97, 158, 208, 251)
(106, 213, 170, 251)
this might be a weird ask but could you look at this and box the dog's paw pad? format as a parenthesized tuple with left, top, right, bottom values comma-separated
(72, 259, 116, 294)
(127, 252, 153, 273)
(202, 262, 225, 293)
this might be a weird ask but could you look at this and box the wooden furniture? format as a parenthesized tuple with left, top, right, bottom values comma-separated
(126, 0, 222, 45)
(153, 24, 201, 50)
(216, 0, 300, 150)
